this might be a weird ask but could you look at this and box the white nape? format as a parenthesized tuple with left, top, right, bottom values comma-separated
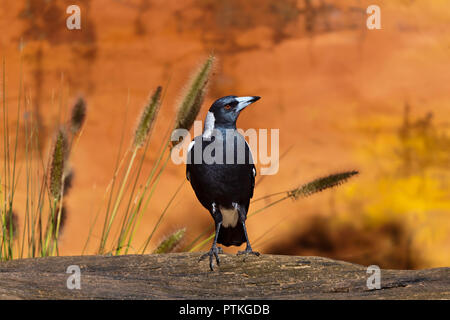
(203, 111, 215, 139)
(187, 140, 195, 153)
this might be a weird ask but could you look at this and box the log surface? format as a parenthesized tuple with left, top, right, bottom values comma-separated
(0, 253, 448, 299)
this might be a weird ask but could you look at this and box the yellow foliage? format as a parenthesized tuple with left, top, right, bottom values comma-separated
(339, 110, 450, 267)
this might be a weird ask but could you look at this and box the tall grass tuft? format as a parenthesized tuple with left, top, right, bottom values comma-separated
(98, 86, 163, 254)
(111, 55, 215, 255)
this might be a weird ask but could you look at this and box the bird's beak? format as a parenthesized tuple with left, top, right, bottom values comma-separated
(235, 96, 261, 112)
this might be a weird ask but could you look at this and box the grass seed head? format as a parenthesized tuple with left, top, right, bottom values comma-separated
(172, 55, 215, 147)
(49, 128, 68, 201)
(133, 86, 162, 149)
(153, 228, 186, 254)
(288, 170, 359, 200)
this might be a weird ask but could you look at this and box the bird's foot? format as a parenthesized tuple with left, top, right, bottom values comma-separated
(199, 246, 222, 271)
(237, 246, 260, 257)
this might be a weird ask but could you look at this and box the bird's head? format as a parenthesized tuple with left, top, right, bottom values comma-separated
(206, 95, 261, 129)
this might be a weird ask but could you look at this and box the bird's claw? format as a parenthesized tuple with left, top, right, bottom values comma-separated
(199, 246, 222, 270)
(237, 247, 260, 257)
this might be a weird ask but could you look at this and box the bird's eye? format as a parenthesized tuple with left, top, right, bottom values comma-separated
(224, 105, 231, 110)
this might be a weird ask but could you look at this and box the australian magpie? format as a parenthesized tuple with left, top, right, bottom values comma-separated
(186, 95, 261, 270)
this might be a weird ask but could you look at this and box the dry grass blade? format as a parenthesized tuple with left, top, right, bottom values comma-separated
(49, 129, 68, 201)
(133, 86, 162, 149)
(51, 205, 67, 237)
(2, 210, 18, 240)
(288, 170, 359, 200)
(153, 228, 186, 254)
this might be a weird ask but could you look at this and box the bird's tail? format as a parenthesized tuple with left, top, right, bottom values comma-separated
(217, 223, 246, 247)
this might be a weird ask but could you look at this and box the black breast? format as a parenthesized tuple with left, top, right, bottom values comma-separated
(186, 131, 255, 210)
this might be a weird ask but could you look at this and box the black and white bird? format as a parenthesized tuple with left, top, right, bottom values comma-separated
(186, 95, 261, 270)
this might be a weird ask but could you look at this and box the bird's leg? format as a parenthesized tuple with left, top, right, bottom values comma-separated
(235, 203, 260, 257)
(236, 220, 260, 256)
(199, 204, 223, 270)
(198, 221, 222, 270)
